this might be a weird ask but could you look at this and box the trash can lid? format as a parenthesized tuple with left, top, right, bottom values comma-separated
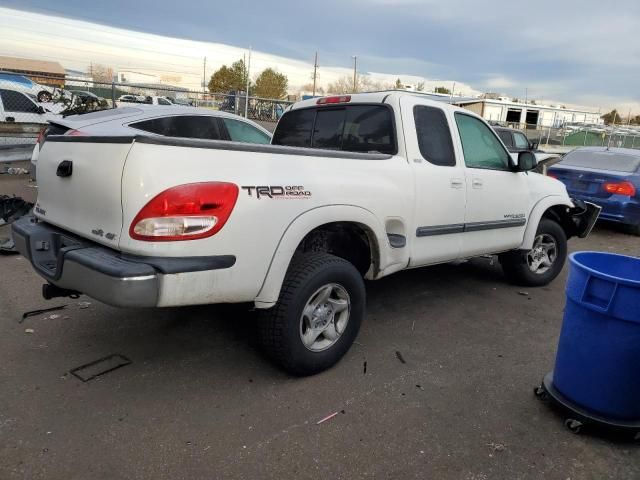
(570, 251, 640, 287)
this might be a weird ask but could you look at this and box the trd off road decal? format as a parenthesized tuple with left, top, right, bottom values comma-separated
(241, 185, 312, 199)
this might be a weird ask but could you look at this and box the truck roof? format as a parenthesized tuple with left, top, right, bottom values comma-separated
(290, 90, 463, 111)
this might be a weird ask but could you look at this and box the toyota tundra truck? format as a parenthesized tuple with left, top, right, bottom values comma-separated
(13, 92, 599, 375)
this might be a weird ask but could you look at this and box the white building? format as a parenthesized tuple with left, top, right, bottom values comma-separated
(117, 71, 160, 85)
(455, 98, 602, 127)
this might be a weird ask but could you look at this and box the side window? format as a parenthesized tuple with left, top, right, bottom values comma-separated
(222, 119, 271, 144)
(1, 89, 39, 113)
(272, 108, 315, 147)
(455, 113, 511, 170)
(513, 132, 529, 149)
(130, 115, 221, 140)
(157, 97, 172, 106)
(497, 130, 513, 147)
(413, 105, 456, 166)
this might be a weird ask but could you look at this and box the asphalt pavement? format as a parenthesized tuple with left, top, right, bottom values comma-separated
(1, 167, 639, 479)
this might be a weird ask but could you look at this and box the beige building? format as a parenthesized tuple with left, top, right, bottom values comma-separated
(0, 55, 65, 87)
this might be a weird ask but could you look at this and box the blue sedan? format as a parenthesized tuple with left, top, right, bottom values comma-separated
(549, 147, 640, 235)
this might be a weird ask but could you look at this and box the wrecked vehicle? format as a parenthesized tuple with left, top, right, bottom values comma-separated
(13, 91, 599, 375)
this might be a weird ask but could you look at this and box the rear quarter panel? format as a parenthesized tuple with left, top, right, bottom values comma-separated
(120, 142, 412, 305)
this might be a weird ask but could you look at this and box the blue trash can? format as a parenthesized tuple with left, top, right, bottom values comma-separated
(552, 251, 640, 421)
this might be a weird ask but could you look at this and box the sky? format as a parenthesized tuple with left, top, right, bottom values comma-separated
(0, 0, 638, 113)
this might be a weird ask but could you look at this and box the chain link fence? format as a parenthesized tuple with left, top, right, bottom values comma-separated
(0, 71, 292, 158)
(499, 122, 640, 152)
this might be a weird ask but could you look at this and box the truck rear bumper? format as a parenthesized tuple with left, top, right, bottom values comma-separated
(12, 216, 235, 308)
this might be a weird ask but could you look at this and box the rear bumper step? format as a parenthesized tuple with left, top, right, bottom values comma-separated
(12, 216, 235, 308)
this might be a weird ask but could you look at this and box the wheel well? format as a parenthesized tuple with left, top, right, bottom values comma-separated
(295, 222, 377, 276)
(542, 205, 576, 238)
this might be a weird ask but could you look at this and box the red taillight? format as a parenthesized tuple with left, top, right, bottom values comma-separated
(36, 127, 46, 146)
(603, 181, 636, 196)
(129, 182, 239, 241)
(547, 173, 557, 179)
(317, 95, 351, 105)
(66, 129, 87, 136)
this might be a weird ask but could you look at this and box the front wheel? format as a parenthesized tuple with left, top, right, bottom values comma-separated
(499, 219, 567, 287)
(258, 252, 365, 376)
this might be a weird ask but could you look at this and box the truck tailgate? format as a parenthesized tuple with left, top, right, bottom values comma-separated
(34, 138, 133, 248)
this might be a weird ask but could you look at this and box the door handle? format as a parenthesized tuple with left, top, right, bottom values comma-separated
(472, 178, 483, 188)
(450, 178, 464, 189)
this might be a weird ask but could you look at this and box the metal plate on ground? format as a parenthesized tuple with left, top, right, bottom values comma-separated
(69, 354, 132, 382)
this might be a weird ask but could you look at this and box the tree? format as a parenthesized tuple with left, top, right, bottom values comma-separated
(301, 83, 325, 95)
(416, 81, 425, 92)
(326, 75, 392, 94)
(434, 86, 451, 94)
(208, 59, 248, 94)
(88, 63, 114, 83)
(601, 109, 621, 125)
(253, 68, 288, 99)
(394, 78, 403, 89)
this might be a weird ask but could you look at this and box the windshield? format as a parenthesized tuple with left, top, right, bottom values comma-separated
(560, 150, 640, 173)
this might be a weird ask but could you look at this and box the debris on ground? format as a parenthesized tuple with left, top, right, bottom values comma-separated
(363, 361, 367, 374)
(24, 328, 34, 334)
(517, 291, 529, 296)
(77, 301, 92, 309)
(395, 350, 407, 364)
(69, 354, 132, 382)
(20, 305, 67, 323)
(316, 410, 345, 425)
(1, 167, 29, 175)
(0, 195, 33, 224)
(0, 236, 17, 254)
(487, 442, 507, 453)
(487, 442, 507, 458)
(416, 384, 424, 390)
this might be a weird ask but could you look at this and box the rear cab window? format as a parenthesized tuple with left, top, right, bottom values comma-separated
(272, 104, 397, 154)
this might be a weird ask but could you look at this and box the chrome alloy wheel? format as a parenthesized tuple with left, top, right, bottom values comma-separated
(527, 233, 557, 274)
(299, 283, 350, 352)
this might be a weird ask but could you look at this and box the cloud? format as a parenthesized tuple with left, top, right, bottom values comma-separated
(1, 0, 639, 112)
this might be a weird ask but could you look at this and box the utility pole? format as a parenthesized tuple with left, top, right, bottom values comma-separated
(245, 47, 252, 118)
(525, 88, 528, 104)
(312, 51, 319, 96)
(449, 81, 456, 100)
(202, 56, 207, 95)
(352, 55, 357, 93)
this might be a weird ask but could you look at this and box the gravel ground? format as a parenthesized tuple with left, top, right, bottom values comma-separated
(1, 168, 639, 480)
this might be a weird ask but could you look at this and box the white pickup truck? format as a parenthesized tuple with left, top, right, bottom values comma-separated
(13, 91, 599, 375)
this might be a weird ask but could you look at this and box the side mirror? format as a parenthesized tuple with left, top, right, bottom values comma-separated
(37, 106, 46, 114)
(517, 151, 536, 172)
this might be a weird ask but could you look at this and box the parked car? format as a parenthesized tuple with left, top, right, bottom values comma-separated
(14, 92, 599, 375)
(29, 105, 272, 175)
(0, 72, 58, 102)
(0, 88, 56, 123)
(118, 95, 144, 103)
(493, 125, 559, 168)
(549, 147, 640, 235)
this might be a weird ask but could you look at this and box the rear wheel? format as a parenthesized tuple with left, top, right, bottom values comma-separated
(500, 219, 567, 286)
(258, 252, 365, 376)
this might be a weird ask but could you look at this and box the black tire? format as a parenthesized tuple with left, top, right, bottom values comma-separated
(499, 218, 567, 287)
(37, 91, 52, 103)
(258, 252, 365, 376)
